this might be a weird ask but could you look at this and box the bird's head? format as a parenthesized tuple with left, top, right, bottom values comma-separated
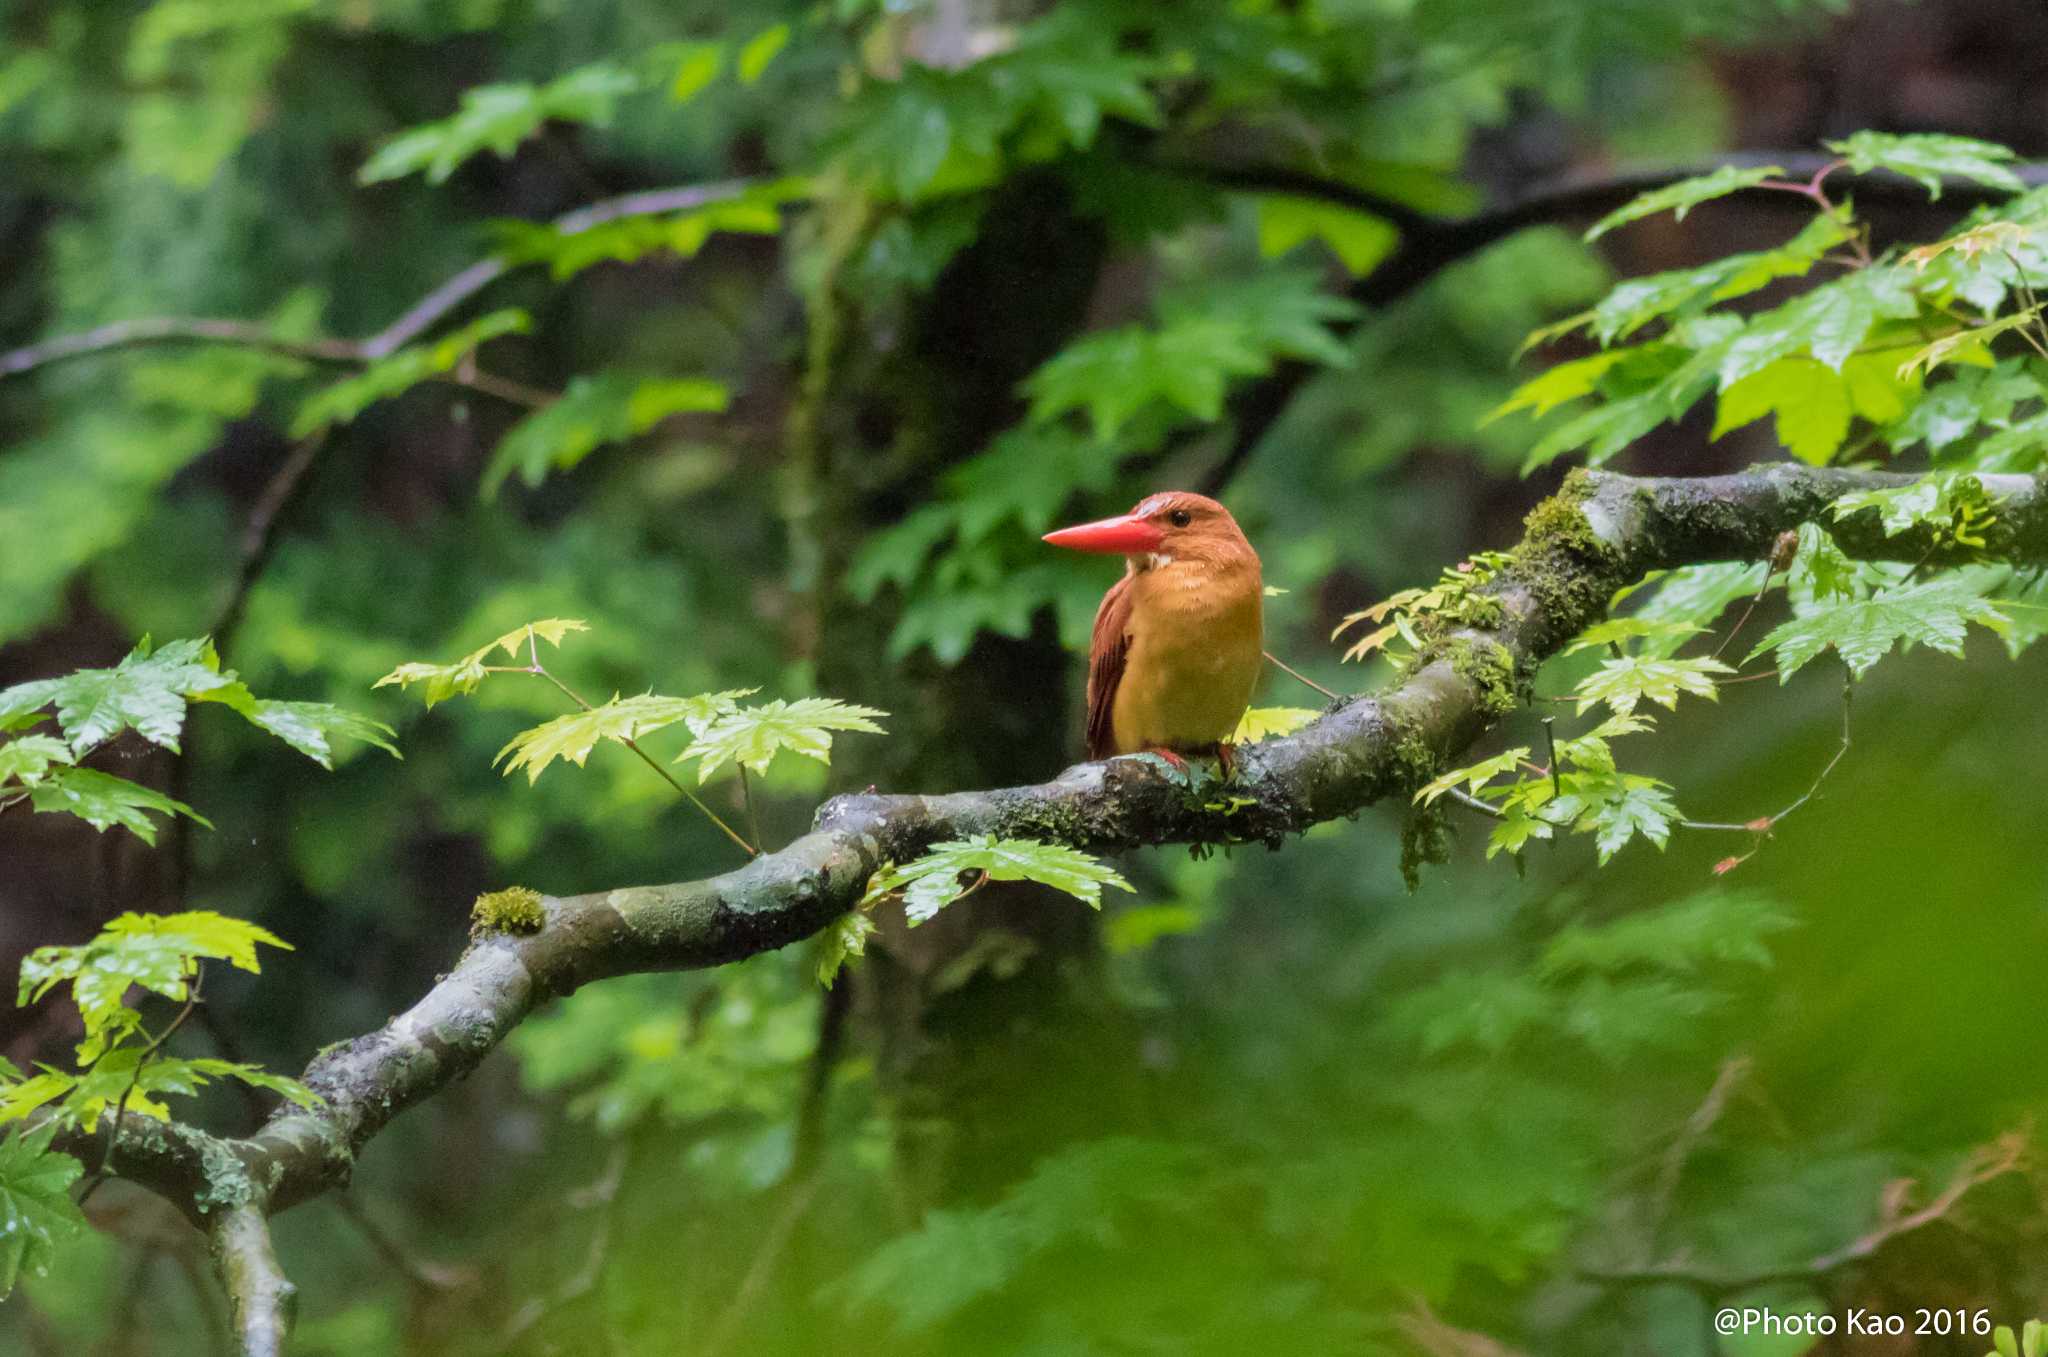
(1041, 491, 1255, 569)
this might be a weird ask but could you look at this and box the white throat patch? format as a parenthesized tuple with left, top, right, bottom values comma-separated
(1143, 552, 1175, 571)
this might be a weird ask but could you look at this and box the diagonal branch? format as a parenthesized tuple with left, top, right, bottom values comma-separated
(0, 181, 756, 380)
(47, 464, 2048, 1353)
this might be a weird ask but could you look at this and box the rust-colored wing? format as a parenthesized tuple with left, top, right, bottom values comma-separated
(1084, 572, 1135, 759)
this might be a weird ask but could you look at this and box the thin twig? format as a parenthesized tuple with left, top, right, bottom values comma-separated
(1263, 650, 1341, 701)
(332, 1193, 471, 1294)
(1, 181, 761, 379)
(498, 1145, 628, 1346)
(519, 639, 757, 856)
(79, 969, 206, 1207)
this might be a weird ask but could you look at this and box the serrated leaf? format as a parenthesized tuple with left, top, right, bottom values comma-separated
(28, 768, 210, 845)
(0, 637, 231, 756)
(1561, 618, 1706, 656)
(1589, 214, 1850, 344)
(816, 911, 876, 989)
(680, 698, 886, 782)
(1585, 165, 1784, 241)
(375, 618, 588, 707)
(1712, 357, 1852, 464)
(1414, 747, 1531, 806)
(0, 1124, 86, 1299)
(865, 835, 1133, 924)
(1231, 707, 1319, 742)
(360, 63, 643, 185)
(1488, 351, 1629, 423)
(1714, 266, 1921, 389)
(495, 690, 752, 784)
(482, 373, 728, 496)
(1896, 307, 2044, 379)
(235, 700, 400, 769)
(294, 310, 532, 436)
(1751, 580, 2012, 679)
(0, 735, 72, 788)
(1565, 773, 1679, 862)
(1826, 131, 2025, 200)
(1023, 271, 1355, 440)
(1574, 656, 1732, 716)
(19, 911, 287, 1059)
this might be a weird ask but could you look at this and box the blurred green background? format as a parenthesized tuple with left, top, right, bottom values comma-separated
(3, 1, 2047, 1353)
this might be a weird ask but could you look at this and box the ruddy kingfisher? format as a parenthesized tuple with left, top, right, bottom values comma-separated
(1042, 491, 1263, 772)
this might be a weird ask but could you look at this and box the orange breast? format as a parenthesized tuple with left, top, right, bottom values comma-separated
(1109, 562, 1262, 755)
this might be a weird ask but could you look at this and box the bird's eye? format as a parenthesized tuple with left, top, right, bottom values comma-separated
(1167, 508, 1192, 528)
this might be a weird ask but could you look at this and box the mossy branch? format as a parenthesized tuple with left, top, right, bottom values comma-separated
(51, 463, 2048, 1355)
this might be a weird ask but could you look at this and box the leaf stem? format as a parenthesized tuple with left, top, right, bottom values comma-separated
(518, 640, 757, 856)
(78, 967, 205, 1206)
(737, 765, 764, 853)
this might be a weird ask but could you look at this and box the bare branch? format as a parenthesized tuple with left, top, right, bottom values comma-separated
(0, 179, 758, 380)
(210, 1205, 295, 1357)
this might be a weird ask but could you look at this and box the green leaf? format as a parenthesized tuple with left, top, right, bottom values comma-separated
(1713, 266, 1921, 389)
(374, 618, 588, 707)
(735, 24, 789, 85)
(0, 1124, 86, 1299)
(28, 767, 211, 845)
(1414, 747, 1531, 806)
(1488, 351, 1629, 423)
(666, 41, 724, 103)
(360, 63, 643, 185)
(495, 690, 752, 784)
(1584, 164, 1785, 241)
(1253, 195, 1399, 275)
(20, 911, 287, 1059)
(0, 735, 73, 788)
(482, 373, 728, 496)
(1022, 270, 1355, 439)
(1574, 655, 1732, 716)
(236, 700, 400, 769)
(0, 636, 231, 756)
(1712, 357, 1851, 464)
(1561, 618, 1706, 656)
(1826, 131, 2025, 200)
(1566, 772, 1680, 862)
(1628, 563, 1769, 655)
(816, 911, 876, 989)
(293, 310, 531, 436)
(1540, 889, 1796, 978)
(864, 835, 1132, 924)
(1231, 707, 1319, 742)
(492, 185, 796, 281)
(680, 698, 888, 783)
(1589, 213, 1849, 344)
(1896, 307, 2044, 379)
(1751, 580, 2012, 679)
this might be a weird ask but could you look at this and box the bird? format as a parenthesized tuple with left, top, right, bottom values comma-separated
(1042, 491, 1263, 773)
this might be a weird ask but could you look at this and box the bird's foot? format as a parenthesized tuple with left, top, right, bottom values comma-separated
(1140, 747, 1191, 774)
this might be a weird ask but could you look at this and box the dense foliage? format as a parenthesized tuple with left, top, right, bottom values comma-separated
(5, 2, 2048, 1354)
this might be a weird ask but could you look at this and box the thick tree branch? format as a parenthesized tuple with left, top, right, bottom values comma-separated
(52, 462, 2048, 1352)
